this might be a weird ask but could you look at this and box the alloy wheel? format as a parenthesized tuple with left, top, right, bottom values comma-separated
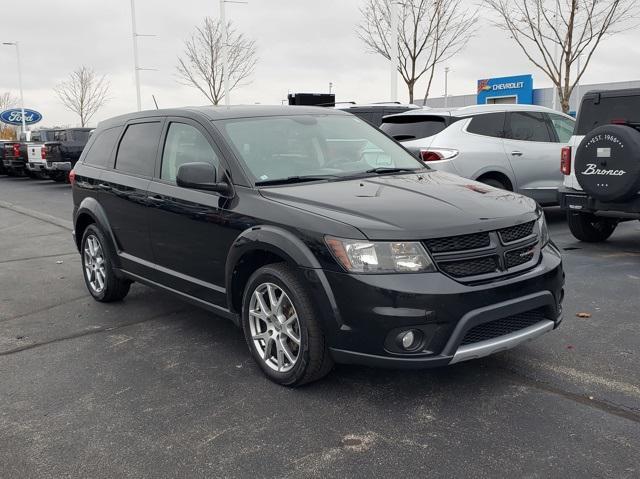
(248, 283, 301, 373)
(83, 235, 106, 294)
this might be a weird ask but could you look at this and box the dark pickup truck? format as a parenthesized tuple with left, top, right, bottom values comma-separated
(0, 140, 24, 175)
(43, 128, 92, 182)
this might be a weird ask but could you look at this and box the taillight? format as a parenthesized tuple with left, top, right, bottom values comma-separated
(13, 143, 20, 158)
(420, 150, 443, 162)
(561, 146, 572, 175)
(611, 118, 627, 125)
(41, 146, 47, 160)
(419, 148, 459, 163)
(69, 169, 76, 186)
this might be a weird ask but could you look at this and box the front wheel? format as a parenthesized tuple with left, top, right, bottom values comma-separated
(81, 225, 131, 302)
(567, 211, 617, 242)
(242, 264, 333, 386)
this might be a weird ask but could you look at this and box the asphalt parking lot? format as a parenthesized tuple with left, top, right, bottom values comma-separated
(1, 175, 639, 478)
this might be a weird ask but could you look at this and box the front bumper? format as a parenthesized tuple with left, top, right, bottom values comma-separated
(310, 243, 564, 369)
(559, 187, 640, 214)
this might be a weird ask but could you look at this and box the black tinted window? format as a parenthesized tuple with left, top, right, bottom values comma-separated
(115, 122, 162, 177)
(506, 112, 552, 142)
(576, 94, 640, 135)
(70, 130, 91, 143)
(380, 116, 447, 140)
(467, 113, 506, 137)
(84, 127, 121, 168)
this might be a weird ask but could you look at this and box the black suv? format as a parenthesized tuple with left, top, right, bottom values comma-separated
(72, 106, 564, 385)
(559, 89, 640, 241)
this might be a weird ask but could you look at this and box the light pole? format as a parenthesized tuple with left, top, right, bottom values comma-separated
(444, 67, 451, 108)
(220, 0, 248, 107)
(389, 1, 400, 103)
(130, 0, 142, 111)
(2, 41, 26, 135)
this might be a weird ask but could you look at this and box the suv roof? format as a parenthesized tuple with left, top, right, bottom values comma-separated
(97, 105, 347, 130)
(335, 103, 420, 111)
(386, 103, 569, 120)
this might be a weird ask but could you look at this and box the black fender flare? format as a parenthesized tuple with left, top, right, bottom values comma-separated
(74, 197, 121, 269)
(224, 225, 343, 328)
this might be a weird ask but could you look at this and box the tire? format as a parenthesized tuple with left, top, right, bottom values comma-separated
(80, 224, 131, 302)
(241, 263, 333, 386)
(566, 211, 617, 242)
(575, 124, 640, 202)
(480, 177, 508, 190)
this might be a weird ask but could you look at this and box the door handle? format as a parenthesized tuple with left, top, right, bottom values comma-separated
(97, 183, 112, 191)
(147, 195, 165, 204)
(511, 151, 523, 157)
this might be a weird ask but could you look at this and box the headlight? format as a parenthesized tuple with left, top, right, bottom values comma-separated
(325, 237, 436, 273)
(537, 213, 550, 246)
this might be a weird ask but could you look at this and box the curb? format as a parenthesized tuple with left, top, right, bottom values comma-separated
(0, 200, 73, 231)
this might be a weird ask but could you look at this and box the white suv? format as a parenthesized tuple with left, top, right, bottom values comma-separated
(381, 104, 575, 205)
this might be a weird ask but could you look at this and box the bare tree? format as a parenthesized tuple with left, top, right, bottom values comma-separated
(0, 92, 19, 140)
(54, 66, 110, 127)
(485, 0, 638, 113)
(358, 0, 477, 103)
(177, 17, 257, 105)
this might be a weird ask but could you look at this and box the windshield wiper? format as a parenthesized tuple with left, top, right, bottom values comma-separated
(363, 167, 422, 174)
(255, 175, 338, 186)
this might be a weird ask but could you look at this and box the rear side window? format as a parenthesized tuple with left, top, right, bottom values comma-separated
(115, 122, 162, 177)
(84, 127, 121, 168)
(467, 113, 506, 137)
(380, 116, 447, 140)
(576, 94, 640, 135)
(506, 112, 553, 142)
(71, 130, 91, 143)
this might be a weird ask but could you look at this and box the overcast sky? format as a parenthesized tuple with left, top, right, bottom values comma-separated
(1, 0, 639, 127)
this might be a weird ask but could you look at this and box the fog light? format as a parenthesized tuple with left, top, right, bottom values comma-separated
(401, 331, 415, 349)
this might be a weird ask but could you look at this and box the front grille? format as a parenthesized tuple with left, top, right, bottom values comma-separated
(439, 256, 499, 278)
(424, 232, 490, 253)
(460, 308, 547, 346)
(505, 245, 536, 269)
(499, 221, 535, 243)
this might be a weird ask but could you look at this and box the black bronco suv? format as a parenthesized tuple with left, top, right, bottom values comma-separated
(72, 106, 564, 386)
(560, 88, 640, 241)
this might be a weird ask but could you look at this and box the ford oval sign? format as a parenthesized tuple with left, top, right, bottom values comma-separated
(0, 109, 43, 126)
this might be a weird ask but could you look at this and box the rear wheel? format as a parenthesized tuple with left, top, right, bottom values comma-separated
(242, 264, 333, 386)
(567, 211, 618, 242)
(81, 224, 131, 302)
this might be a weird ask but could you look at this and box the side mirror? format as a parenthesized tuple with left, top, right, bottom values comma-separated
(176, 162, 232, 195)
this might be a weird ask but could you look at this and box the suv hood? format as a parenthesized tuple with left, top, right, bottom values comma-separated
(260, 171, 539, 240)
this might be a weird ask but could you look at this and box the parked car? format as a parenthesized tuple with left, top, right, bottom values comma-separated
(380, 104, 575, 205)
(20, 129, 55, 178)
(72, 106, 564, 386)
(559, 88, 640, 241)
(336, 102, 420, 127)
(0, 139, 25, 176)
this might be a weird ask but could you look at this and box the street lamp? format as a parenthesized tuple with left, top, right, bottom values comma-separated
(444, 67, 451, 108)
(220, 0, 248, 107)
(2, 41, 26, 135)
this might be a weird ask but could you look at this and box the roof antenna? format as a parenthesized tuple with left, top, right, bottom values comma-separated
(152, 95, 159, 110)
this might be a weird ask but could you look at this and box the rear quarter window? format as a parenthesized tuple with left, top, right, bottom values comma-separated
(466, 112, 507, 138)
(83, 127, 122, 168)
(380, 116, 447, 141)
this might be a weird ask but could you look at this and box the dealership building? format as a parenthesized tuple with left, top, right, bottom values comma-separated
(418, 74, 640, 115)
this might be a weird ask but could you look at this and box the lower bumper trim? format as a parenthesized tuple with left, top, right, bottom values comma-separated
(449, 319, 554, 365)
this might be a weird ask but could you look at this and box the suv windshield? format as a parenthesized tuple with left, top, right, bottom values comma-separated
(218, 114, 424, 184)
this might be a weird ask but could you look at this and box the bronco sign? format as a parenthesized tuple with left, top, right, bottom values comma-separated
(0, 109, 43, 126)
